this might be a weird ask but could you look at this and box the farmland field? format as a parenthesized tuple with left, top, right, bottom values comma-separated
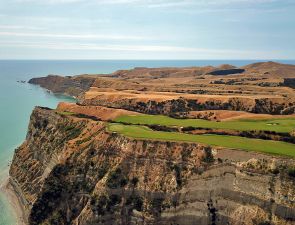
(114, 115, 295, 133)
(108, 123, 295, 157)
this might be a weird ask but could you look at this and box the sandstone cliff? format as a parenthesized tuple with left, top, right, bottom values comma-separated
(9, 107, 295, 225)
(80, 95, 295, 116)
(27, 62, 295, 115)
(28, 75, 96, 97)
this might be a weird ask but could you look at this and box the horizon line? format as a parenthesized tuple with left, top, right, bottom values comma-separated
(1, 59, 295, 61)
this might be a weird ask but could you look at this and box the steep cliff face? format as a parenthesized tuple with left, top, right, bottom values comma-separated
(81, 96, 295, 116)
(9, 107, 295, 225)
(9, 107, 88, 207)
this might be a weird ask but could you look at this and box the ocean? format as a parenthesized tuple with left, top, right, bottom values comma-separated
(0, 59, 294, 225)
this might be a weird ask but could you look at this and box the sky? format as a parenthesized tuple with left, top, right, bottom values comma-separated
(0, 0, 294, 59)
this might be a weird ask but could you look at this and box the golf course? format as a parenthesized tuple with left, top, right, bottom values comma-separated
(114, 115, 295, 133)
(108, 123, 295, 157)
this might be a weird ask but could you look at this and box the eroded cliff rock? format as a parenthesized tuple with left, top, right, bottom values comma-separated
(28, 75, 96, 97)
(80, 96, 295, 116)
(9, 107, 295, 225)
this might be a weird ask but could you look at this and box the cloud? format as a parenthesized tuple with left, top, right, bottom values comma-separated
(0, 25, 44, 30)
(15, 0, 81, 3)
(14, 0, 142, 4)
(0, 31, 147, 40)
(147, 0, 282, 8)
(14, 0, 280, 6)
(0, 40, 286, 59)
(0, 40, 270, 55)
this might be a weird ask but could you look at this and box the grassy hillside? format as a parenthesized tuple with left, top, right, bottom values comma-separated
(108, 123, 295, 157)
(114, 115, 295, 133)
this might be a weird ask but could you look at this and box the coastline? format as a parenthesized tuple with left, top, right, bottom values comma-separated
(0, 143, 26, 225)
(0, 178, 27, 225)
(0, 80, 76, 225)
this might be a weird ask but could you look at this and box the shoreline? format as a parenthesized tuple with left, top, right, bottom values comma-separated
(0, 143, 26, 225)
(0, 178, 27, 225)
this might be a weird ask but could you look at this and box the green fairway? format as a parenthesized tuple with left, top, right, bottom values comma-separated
(114, 115, 295, 133)
(108, 123, 295, 157)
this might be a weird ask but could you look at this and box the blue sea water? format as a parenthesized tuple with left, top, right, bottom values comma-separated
(0, 59, 294, 225)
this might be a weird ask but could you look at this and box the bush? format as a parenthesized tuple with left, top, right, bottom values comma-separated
(202, 147, 214, 163)
(131, 177, 139, 187)
(106, 168, 128, 189)
(150, 197, 165, 215)
(287, 167, 295, 178)
(126, 195, 143, 211)
(258, 222, 272, 225)
(270, 168, 279, 175)
(173, 164, 182, 188)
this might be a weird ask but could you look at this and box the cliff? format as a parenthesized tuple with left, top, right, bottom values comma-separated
(28, 75, 96, 97)
(9, 107, 295, 225)
(27, 62, 295, 115)
(80, 94, 295, 116)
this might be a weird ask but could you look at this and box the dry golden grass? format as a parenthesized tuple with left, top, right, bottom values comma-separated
(57, 102, 139, 121)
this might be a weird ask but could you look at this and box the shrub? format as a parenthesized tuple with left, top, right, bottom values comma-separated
(106, 168, 128, 189)
(270, 168, 279, 175)
(258, 222, 272, 225)
(131, 177, 139, 187)
(126, 195, 143, 211)
(287, 167, 295, 178)
(202, 147, 214, 163)
(150, 197, 165, 214)
(173, 164, 182, 188)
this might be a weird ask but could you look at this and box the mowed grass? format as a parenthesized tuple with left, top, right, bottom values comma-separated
(114, 115, 295, 133)
(108, 123, 295, 157)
